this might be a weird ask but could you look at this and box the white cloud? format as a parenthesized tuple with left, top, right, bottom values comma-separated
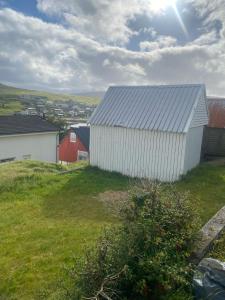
(190, 31, 218, 46)
(186, 0, 225, 34)
(140, 36, 177, 51)
(36, 0, 181, 45)
(0, 2, 225, 95)
(37, 0, 149, 45)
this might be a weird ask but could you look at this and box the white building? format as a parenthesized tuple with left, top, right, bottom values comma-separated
(89, 84, 208, 182)
(0, 115, 59, 163)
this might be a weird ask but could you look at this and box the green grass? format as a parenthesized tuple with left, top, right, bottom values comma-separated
(0, 83, 100, 109)
(0, 161, 129, 299)
(177, 163, 225, 265)
(0, 100, 23, 115)
(209, 233, 225, 261)
(176, 163, 225, 224)
(0, 161, 225, 299)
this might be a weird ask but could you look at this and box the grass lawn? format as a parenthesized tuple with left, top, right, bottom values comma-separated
(0, 161, 129, 299)
(0, 161, 225, 299)
(178, 163, 225, 268)
(177, 163, 225, 224)
(209, 233, 225, 261)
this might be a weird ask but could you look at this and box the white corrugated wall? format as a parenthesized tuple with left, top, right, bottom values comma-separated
(183, 126, 204, 174)
(90, 125, 186, 182)
(190, 91, 208, 128)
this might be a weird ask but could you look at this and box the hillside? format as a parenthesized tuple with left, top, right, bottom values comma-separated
(77, 90, 105, 98)
(0, 83, 101, 115)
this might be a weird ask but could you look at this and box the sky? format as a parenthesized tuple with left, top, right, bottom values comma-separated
(0, 0, 224, 95)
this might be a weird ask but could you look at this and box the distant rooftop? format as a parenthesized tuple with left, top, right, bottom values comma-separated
(72, 125, 90, 150)
(0, 115, 59, 136)
(70, 123, 88, 128)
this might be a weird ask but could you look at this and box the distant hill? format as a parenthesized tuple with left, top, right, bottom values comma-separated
(76, 91, 105, 99)
(0, 83, 101, 106)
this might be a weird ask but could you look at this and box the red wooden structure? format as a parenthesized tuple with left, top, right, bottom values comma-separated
(59, 125, 89, 162)
(208, 98, 225, 128)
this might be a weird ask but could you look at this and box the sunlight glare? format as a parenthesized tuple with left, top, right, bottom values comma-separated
(150, 0, 177, 13)
(149, 0, 189, 38)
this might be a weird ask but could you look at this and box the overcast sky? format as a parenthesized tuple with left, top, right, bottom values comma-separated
(0, 0, 224, 95)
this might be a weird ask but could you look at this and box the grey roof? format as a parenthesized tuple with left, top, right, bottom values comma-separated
(0, 115, 59, 136)
(89, 84, 206, 133)
(73, 126, 90, 151)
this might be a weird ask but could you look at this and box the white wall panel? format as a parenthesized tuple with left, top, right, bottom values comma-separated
(191, 92, 208, 128)
(90, 126, 186, 182)
(0, 132, 58, 163)
(183, 126, 204, 173)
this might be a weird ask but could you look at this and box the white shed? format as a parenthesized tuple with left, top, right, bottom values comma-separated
(89, 84, 208, 182)
(0, 115, 59, 163)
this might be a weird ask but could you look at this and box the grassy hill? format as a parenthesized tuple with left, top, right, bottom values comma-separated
(0, 83, 101, 105)
(0, 83, 101, 115)
(0, 160, 225, 298)
(0, 100, 23, 115)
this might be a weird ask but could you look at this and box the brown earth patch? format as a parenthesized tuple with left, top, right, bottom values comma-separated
(97, 190, 129, 215)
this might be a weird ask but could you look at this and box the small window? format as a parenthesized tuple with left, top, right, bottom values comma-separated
(70, 132, 76, 143)
(23, 154, 31, 160)
(77, 150, 89, 161)
(0, 157, 16, 164)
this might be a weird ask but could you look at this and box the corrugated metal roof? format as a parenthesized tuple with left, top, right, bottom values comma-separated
(89, 84, 206, 133)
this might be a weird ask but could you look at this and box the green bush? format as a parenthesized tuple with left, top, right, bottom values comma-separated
(67, 182, 199, 300)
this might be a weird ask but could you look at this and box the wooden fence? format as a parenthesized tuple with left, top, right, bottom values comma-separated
(202, 127, 225, 158)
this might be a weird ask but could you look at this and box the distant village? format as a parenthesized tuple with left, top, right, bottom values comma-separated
(17, 94, 96, 126)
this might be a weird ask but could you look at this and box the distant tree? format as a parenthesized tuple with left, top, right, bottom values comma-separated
(45, 115, 65, 129)
(45, 115, 67, 140)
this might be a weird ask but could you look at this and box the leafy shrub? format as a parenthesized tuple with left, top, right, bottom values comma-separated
(67, 182, 199, 299)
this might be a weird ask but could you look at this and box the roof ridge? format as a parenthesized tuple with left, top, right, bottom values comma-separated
(109, 84, 204, 89)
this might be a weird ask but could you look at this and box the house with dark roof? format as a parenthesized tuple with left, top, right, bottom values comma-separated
(59, 124, 90, 163)
(89, 84, 208, 182)
(0, 115, 59, 163)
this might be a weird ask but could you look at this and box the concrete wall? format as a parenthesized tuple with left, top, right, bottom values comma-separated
(90, 125, 186, 182)
(0, 132, 58, 163)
